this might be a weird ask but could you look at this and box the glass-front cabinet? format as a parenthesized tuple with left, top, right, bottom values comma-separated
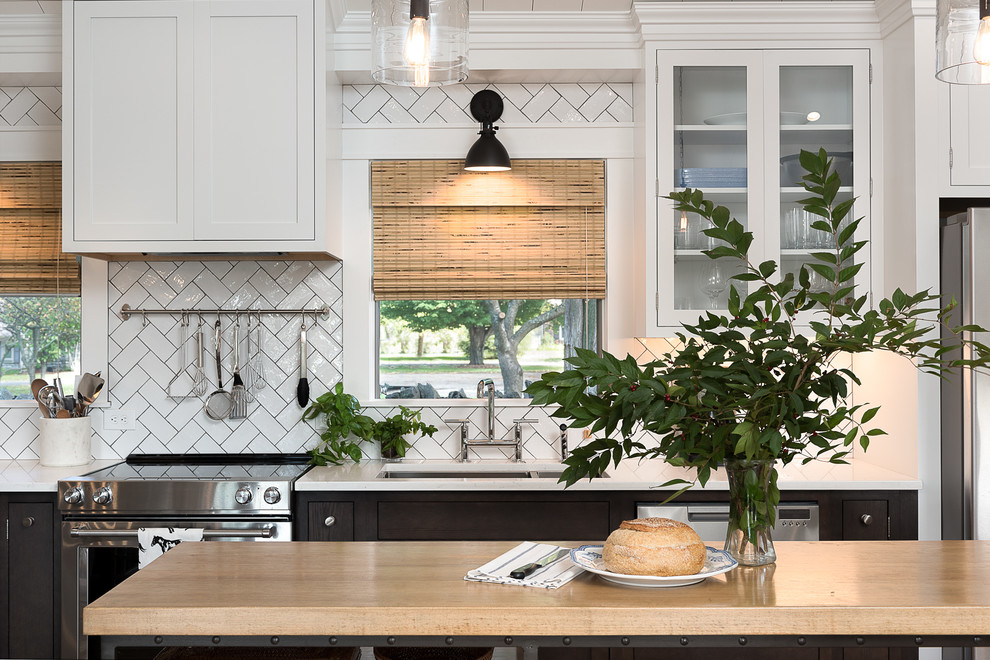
(650, 49, 871, 332)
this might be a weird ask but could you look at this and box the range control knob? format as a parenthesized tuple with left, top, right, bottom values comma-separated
(92, 486, 113, 505)
(263, 487, 281, 505)
(235, 487, 253, 505)
(63, 487, 83, 505)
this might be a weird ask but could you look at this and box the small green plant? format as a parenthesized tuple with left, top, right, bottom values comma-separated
(304, 383, 375, 465)
(375, 406, 438, 459)
(304, 384, 438, 464)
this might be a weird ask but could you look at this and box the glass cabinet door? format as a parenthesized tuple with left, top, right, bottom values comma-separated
(656, 51, 764, 327)
(766, 50, 870, 317)
(652, 49, 870, 333)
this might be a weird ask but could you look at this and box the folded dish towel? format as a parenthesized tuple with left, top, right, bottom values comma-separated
(464, 541, 585, 589)
(137, 527, 205, 569)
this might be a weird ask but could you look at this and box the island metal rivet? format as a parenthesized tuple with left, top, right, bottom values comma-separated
(154, 637, 163, 645)
(445, 637, 454, 645)
(504, 637, 513, 645)
(620, 638, 630, 646)
(388, 637, 396, 645)
(562, 637, 572, 646)
(916, 637, 924, 645)
(797, 638, 806, 646)
(856, 638, 865, 645)
(679, 638, 688, 646)
(271, 637, 280, 646)
(330, 638, 338, 645)
(212, 637, 221, 645)
(738, 637, 747, 646)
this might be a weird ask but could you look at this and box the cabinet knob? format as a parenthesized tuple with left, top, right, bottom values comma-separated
(21, 516, 34, 528)
(860, 513, 874, 526)
(324, 516, 336, 528)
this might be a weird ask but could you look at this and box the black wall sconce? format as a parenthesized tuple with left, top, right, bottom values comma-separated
(464, 90, 511, 171)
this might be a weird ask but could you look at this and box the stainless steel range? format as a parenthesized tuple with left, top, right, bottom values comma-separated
(58, 453, 312, 660)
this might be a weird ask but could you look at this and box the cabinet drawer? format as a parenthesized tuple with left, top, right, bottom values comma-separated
(842, 500, 888, 540)
(377, 500, 610, 541)
(308, 502, 354, 541)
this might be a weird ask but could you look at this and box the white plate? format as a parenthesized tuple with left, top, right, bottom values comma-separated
(569, 545, 737, 588)
(702, 112, 809, 126)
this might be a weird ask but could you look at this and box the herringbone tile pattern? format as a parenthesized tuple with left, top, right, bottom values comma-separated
(0, 86, 61, 127)
(344, 82, 633, 125)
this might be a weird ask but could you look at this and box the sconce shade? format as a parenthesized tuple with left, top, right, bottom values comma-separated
(937, 0, 990, 83)
(371, 0, 469, 87)
(465, 133, 511, 172)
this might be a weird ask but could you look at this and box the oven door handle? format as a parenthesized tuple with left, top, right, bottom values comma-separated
(69, 527, 275, 539)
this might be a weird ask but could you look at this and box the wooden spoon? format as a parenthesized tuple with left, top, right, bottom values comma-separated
(31, 379, 50, 418)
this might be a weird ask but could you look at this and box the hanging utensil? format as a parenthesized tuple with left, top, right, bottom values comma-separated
(229, 316, 247, 420)
(192, 313, 208, 397)
(204, 317, 233, 421)
(244, 314, 256, 403)
(296, 315, 309, 407)
(38, 385, 59, 419)
(166, 313, 197, 400)
(253, 312, 268, 391)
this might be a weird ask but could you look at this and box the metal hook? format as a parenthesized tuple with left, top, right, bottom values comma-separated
(142, 311, 149, 327)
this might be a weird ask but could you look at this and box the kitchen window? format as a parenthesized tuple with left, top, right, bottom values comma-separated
(0, 162, 82, 402)
(372, 159, 605, 399)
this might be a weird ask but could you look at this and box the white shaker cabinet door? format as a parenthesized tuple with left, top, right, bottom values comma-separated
(70, 2, 195, 242)
(949, 84, 990, 187)
(192, 0, 315, 241)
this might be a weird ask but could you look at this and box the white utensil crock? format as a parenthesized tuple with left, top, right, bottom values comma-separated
(38, 416, 92, 466)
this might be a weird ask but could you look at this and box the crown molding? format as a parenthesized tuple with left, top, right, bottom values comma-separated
(329, 9, 643, 82)
(634, 2, 883, 42)
(875, 0, 935, 36)
(0, 14, 60, 77)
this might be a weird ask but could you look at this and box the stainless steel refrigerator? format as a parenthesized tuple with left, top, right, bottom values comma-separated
(940, 207, 990, 541)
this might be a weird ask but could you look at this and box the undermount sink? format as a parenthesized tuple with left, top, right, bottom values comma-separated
(375, 463, 594, 480)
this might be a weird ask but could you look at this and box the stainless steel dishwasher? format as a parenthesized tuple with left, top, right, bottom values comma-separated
(637, 501, 820, 542)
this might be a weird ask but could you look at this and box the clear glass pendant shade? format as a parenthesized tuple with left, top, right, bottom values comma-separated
(937, 0, 990, 84)
(372, 0, 469, 87)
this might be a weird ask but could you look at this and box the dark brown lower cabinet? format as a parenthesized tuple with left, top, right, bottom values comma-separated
(0, 492, 58, 659)
(294, 489, 918, 660)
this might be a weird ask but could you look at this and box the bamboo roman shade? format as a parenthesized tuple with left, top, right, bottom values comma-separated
(0, 162, 78, 296)
(372, 159, 605, 301)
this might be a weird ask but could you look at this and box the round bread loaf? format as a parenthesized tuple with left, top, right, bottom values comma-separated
(602, 517, 706, 577)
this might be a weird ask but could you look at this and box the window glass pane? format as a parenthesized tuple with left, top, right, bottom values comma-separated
(378, 299, 598, 399)
(0, 296, 82, 400)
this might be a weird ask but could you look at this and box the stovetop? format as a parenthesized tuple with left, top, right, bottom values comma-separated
(80, 454, 312, 482)
(59, 454, 313, 516)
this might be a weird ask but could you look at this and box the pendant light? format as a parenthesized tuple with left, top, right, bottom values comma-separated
(371, 0, 469, 88)
(464, 91, 511, 172)
(937, 0, 990, 83)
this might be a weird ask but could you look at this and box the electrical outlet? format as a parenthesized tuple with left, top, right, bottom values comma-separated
(104, 410, 135, 430)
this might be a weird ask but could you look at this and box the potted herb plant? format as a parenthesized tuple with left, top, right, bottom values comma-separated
(304, 384, 438, 464)
(526, 149, 990, 566)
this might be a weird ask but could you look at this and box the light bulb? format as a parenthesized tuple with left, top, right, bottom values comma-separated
(679, 211, 688, 231)
(976, 16, 990, 65)
(413, 64, 430, 87)
(403, 16, 430, 67)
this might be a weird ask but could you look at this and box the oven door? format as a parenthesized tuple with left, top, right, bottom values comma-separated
(61, 517, 289, 660)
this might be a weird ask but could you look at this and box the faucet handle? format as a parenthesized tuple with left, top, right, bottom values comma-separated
(444, 418, 470, 425)
(512, 419, 537, 425)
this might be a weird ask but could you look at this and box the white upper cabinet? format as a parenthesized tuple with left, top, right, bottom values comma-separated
(947, 84, 990, 188)
(645, 48, 872, 335)
(63, 0, 327, 255)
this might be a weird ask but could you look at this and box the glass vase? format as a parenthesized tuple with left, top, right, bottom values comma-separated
(724, 458, 777, 566)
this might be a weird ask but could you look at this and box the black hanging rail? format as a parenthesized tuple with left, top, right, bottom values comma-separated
(118, 303, 330, 322)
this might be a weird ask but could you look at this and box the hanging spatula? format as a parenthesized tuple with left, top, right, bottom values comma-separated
(296, 316, 309, 407)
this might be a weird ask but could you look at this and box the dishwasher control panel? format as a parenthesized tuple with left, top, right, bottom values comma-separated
(636, 502, 820, 542)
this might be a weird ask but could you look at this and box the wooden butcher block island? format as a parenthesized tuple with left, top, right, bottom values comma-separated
(84, 540, 990, 653)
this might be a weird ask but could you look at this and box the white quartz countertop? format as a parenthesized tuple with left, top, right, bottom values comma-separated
(0, 459, 121, 492)
(295, 458, 921, 491)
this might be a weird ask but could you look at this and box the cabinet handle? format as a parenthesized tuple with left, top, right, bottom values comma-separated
(860, 513, 874, 526)
(324, 516, 336, 527)
(21, 516, 35, 528)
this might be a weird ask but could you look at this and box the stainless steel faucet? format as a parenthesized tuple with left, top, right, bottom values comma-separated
(477, 378, 496, 442)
